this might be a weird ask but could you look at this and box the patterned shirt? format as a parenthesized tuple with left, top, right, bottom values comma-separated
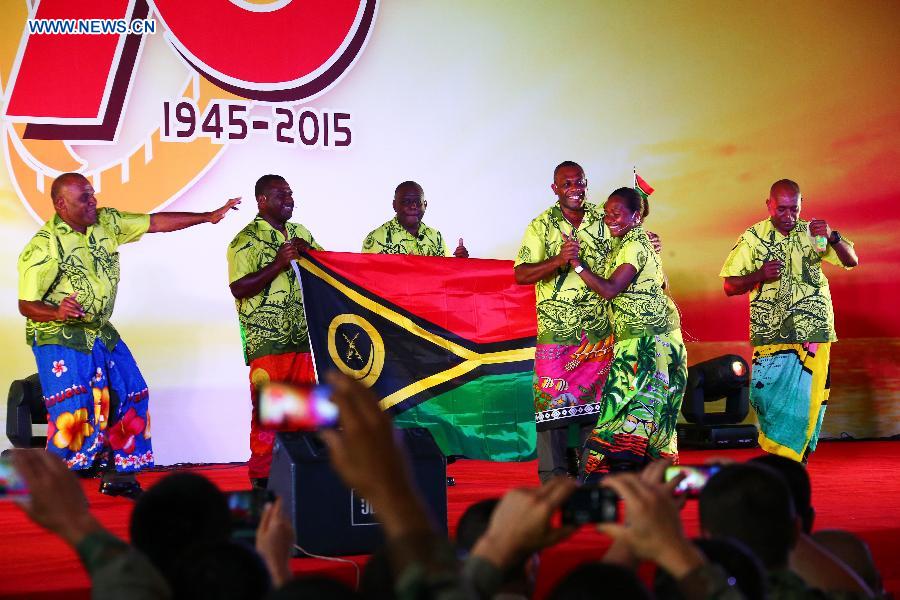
(17, 208, 150, 354)
(719, 218, 854, 346)
(605, 226, 680, 341)
(515, 203, 615, 345)
(362, 217, 448, 257)
(227, 216, 322, 364)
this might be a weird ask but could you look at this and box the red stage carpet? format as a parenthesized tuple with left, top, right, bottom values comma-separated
(1, 440, 897, 599)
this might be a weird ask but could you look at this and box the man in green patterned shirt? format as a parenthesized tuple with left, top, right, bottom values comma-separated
(720, 179, 858, 463)
(362, 181, 468, 257)
(227, 174, 322, 487)
(514, 161, 618, 483)
(18, 172, 240, 498)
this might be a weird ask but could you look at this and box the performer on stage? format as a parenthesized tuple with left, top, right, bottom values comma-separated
(227, 174, 322, 488)
(17, 173, 240, 498)
(720, 179, 858, 463)
(577, 188, 687, 480)
(514, 161, 616, 483)
(362, 180, 468, 257)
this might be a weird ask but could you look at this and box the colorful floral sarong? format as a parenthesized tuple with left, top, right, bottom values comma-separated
(533, 334, 615, 431)
(750, 341, 831, 462)
(248, 351, 316, 479)
(32, 339, 153, 473)
(583, 331, 687, 478)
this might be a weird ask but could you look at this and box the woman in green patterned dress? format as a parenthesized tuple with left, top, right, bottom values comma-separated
(567, 187, 687, 481)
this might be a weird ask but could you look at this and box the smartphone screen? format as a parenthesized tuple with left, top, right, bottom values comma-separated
(0, 456, 29, 500)
(560, 486, 618, 525)
(227, 489, 274, 541)
(257, 382, 338, 431)
(665, 464, 721, 497)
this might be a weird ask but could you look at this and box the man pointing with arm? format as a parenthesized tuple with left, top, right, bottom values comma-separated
(18, 172, 239, 499)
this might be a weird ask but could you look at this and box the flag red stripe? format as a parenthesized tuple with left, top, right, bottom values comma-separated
(306, 251, 537, 344)
(635, 173, 655, 195)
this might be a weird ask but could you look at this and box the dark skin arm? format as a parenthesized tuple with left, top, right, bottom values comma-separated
(147, 197, 240, 233)
(723, 260, 783, 296)
(18, 293, 84, 322)
(809, 219, 858, 268)
(573, 261, 637, 300)
(647, 231, 662, 254)
(514, 236, 579, 285)
(725, 219, 859, 296)
(229, 239, 311, 300)
(12, 449, 105, 547)
(515, 229, 660, 286)
(829, 238, 858, 268)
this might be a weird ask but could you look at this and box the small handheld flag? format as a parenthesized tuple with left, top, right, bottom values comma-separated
(633, 169, 655, 202)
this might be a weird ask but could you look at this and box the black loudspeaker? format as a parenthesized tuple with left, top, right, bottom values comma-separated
(677, 423, 758, 449)
(268, 427, 447, 556)
(6, 374, 46, 448)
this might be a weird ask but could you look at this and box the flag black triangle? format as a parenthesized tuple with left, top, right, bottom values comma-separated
(297, 254, 534, 415)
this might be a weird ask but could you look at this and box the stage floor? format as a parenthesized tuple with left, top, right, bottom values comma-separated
(1, 440, 897, 599)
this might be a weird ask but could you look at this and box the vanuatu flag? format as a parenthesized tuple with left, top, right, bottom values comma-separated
(634, 171, 655, 202)
(295, 251, 537, 461)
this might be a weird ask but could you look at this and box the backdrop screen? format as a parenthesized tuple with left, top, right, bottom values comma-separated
(2, 1, 898, 462)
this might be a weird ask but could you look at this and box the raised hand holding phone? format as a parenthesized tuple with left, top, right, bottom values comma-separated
(0, 455, 29, 500)
(256, 382, 338, 431)
(664, 464, 721, 498)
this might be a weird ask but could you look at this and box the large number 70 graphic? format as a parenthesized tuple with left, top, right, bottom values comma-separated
(1, 0, 377, 220)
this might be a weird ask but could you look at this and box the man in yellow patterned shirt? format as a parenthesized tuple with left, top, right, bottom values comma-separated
(18, 173, 239, 498)
(720, 179, 858, 463)
(227, 174, 322, 488)
(514, 161, 617, 483)
(362, 181, 468, 257)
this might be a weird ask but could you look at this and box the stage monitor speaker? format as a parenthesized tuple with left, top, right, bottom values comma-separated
(6, 374, 47, 448)
(268, 427, 447, 556)
(677, 423, 758, 449)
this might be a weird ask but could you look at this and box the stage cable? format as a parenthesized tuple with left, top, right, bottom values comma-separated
(293, 544, 361, 590)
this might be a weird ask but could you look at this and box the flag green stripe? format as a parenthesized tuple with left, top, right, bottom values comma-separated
(392, 371, 537, 461)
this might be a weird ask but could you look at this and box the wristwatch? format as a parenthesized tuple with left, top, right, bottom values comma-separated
(828, 230, 842, 245)
(574, 263, 585, 274)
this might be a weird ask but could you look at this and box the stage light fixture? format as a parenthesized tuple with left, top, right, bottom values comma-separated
(682, 353, 750, 423)
(677, 354, 758, 449)
(5, 374, 47, 448)
(6, 375, 120, 449)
